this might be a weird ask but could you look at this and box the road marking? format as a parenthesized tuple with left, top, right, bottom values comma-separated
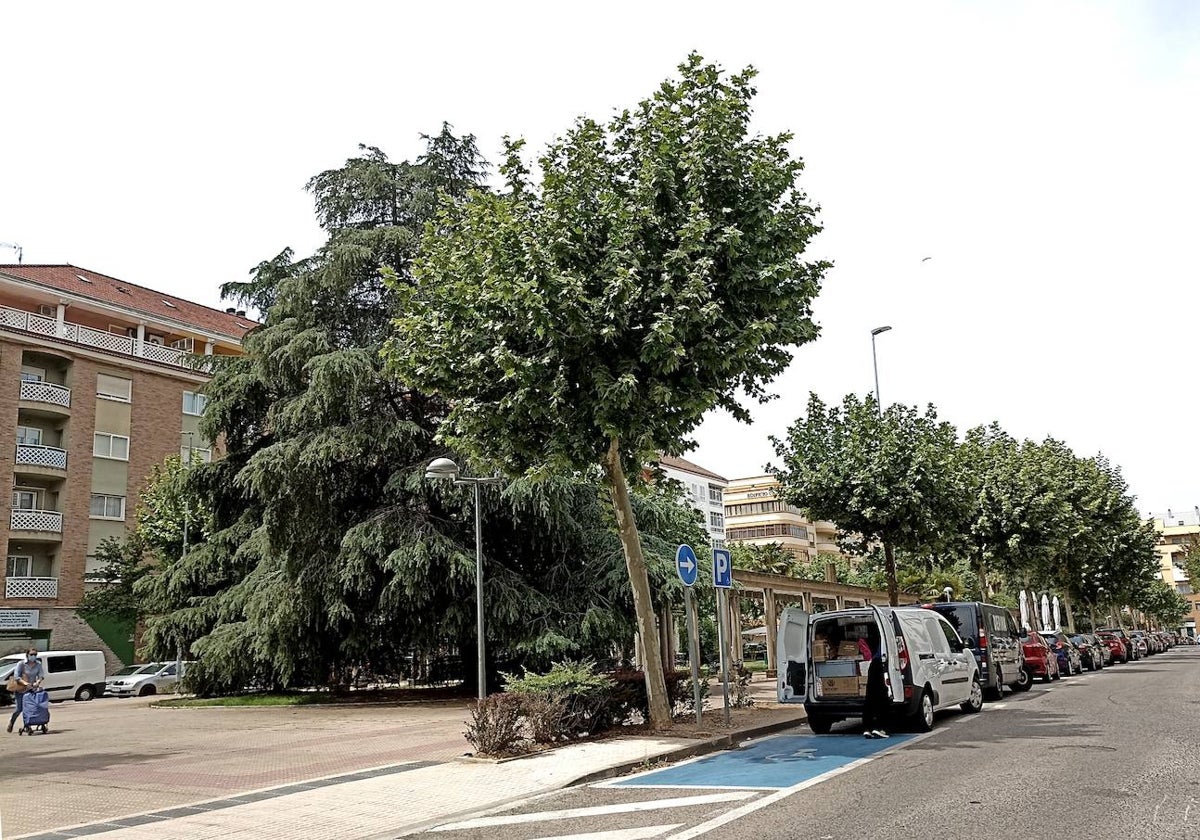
(429, 792, 756, 831)
(533, 825, 683, 840)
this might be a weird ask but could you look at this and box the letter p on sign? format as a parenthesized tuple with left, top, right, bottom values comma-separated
(712, 548, 732, 589)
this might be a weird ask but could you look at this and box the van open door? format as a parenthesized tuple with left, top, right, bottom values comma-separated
(870, 605, 906, 702)
(777, 606, 810, 704)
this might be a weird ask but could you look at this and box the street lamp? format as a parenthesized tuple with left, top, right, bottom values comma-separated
(943, 586, 954, 603)
(425, 458, 503, 701)
(870, 326, 892, 413)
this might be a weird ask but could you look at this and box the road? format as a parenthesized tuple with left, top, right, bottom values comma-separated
(416, 646, 1200, 840)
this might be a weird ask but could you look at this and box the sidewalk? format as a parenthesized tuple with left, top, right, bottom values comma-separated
(10, 678, 802, 840)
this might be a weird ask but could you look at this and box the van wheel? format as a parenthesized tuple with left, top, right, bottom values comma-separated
(983, 670, 1002, 701)
(74, 685, 95, 702)
(138, 685, 157, 697)
(961, 677, 984, 713)
(807, 715, 834, 735)
(913, 689, 935, 732)
(1013, 666, 1033, 692)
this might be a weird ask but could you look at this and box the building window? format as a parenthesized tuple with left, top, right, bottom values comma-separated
(16, 426, 43, 447)
(726, 501, 788, 516)
(89, 494, 126, 520)
(726, 523, 812, 541)
(96, 373, 132, 402)
(712, 538, 726, 550)
(181, 446, 212, 464)
(20, 366, 45, 383)
(182, 391, 208, 416)
(11, 489, 39, 510)
(94, 432, 130, 460)
(6, 555, 33, 577)
(708, 485, 723, 504)
(710, 511, 725, 528)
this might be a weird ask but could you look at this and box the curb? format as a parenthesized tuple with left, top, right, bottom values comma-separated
(569, 710, 807, 786)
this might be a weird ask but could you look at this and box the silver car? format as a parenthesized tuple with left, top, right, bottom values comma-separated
(105, 662, 187, 698)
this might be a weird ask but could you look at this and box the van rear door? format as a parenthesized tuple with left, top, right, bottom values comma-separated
(870, 606, 905, 702)
(777, 606, 810, 704)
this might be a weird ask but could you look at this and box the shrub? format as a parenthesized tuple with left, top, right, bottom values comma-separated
(682, 665, 712, 713)
(731, 663, 755, 709)
(609, 668, 691, 724)
(464, 694, 528, 756)
(504, 660, 617, 739)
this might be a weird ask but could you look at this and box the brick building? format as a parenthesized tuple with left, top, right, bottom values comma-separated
(0, 264, 251, 662)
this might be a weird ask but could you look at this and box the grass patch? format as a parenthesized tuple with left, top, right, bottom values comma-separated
(152, 686, 473, 708)
(742, 659, 769, 672)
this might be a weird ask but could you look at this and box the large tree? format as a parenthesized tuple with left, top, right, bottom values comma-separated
(772, 393, 967, 606)
(384, 55, 828, 727)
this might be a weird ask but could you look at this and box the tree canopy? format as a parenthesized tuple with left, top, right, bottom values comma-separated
(384, 54, 829, 726)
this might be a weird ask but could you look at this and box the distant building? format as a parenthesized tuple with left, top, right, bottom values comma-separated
(1148, 507, 1200, 637)
(723, 475, 842, 562)
(658, 455, 727, 549)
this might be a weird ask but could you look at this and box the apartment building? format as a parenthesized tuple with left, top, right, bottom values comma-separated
(1148, 507, 1199, 638)
(0, 264, 252, 660)
(723, 475, 841, 562)
(658, 455, 727, 549)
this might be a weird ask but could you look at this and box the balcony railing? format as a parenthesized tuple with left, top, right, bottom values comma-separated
(15, 444, 68, 470)
(0, 304, 209, 371)
(4, 577, 58, 599)
(19, 379, 71, 408)
(10, 509, 63, 533)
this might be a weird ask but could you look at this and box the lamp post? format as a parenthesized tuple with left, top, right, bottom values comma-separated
(425, 458, 503, 701)
(943, 586, 954, 603)
(870, 326, 892, 413)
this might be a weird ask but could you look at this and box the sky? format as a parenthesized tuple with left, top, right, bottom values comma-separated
(1, 1, 1197, 514)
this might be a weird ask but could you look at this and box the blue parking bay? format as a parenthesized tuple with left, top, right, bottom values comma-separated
(611, 733, 914, 790)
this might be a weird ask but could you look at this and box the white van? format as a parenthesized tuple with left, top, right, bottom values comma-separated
(777, 605, 983, 733)
(0, 650, 107, 703)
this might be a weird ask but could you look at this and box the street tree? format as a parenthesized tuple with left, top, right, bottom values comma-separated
(772, 393, 966, 606)
(385, 55, 828, 728)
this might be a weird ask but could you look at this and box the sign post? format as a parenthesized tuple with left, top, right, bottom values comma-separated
(712, 548, 733, 725)
(676, 545, 702, 724)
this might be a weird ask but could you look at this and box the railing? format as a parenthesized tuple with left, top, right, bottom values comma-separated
(10, 509, 63, 533)
(0, 304, 199, 370)
(14, 444, 68, 470)
(4, 577, 58, 599)
(18, 379, 71, 408)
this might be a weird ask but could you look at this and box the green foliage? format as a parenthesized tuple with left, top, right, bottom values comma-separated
(607, 668, 691, 723)
(78, 536, 151, 625)
(504, 660, 618, 738)
(731, 664, 755, 709)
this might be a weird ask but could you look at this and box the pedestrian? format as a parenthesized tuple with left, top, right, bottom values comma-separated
(861, 626, 889, 739)
(7, 648, 45, 733)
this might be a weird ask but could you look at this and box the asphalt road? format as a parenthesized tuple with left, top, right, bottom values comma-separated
(417, 646, 1200, 840)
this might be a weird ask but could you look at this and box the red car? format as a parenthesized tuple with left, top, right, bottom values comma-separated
(1022, 630, 1061, 683)
(1096, 632, 1129, 664)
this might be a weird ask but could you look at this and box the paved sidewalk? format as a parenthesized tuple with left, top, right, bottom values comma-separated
(5, 676, 801, 840)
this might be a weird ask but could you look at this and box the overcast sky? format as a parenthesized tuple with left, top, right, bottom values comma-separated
(2, 2, 1196, 514)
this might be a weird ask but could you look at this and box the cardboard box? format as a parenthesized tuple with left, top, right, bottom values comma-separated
(857, 660, 871, 677)
(837, 641, 860, 657)
(815, 659, 858, 678)
(857, 675, 869, 696)
(813, 640, 831, 661)
(820, 676, 859, 697)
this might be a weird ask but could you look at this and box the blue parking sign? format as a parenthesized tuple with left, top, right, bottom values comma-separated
(712, 548, 732, 589)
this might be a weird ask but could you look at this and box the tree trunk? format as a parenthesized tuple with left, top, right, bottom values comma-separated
(883, 542, 899, 606)
(602, 437, 673, 730)
(976, 550, 989, 600)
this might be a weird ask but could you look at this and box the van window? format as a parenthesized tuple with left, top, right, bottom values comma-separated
(936, 619, 963, 651)
(46, 655, 76, 673)
(923, 615, 951, 654)
(930, 605, 974, 642)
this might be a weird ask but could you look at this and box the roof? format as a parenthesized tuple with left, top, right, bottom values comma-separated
(658, 454, 728, 483)
(0, 264, 257, 340)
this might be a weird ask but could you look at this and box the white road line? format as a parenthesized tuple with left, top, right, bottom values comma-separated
(663, 730, 943, 840)
(532, 824, 684, 840)
(429, 792, 756, 832)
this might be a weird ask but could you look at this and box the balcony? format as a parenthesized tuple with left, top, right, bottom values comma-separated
(10, 508, 64, 536)
(18, 379, 71, 415)
(15, 444, 68, 472)
(4, 577, 58, 599)
(0, 305, 207, 372)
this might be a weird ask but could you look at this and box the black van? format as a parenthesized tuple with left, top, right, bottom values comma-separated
(923, 601, 1031, 699)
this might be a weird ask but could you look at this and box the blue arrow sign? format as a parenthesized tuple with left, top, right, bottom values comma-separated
(676, 544, 699, 587)
(713, 548, 733, 589)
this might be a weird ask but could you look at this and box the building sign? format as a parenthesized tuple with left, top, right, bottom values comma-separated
(746, 490, 774, 499)
(0, 610, 39, 630)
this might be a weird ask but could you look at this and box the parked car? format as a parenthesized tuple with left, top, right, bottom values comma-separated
(1098, 628, 1141, 661)
(921, 601, 1031, 699)
(105, 662, 189, 697)
(0, 651, 107, 704)
(1021, 631, 1061, 683)
(778, 604, 984, 734)
(1070, 634, 1105, 670)
(1096, 632, 1129, 663)
(1127, 631, 1152, 657)
(1040, 631, 1084, 676)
